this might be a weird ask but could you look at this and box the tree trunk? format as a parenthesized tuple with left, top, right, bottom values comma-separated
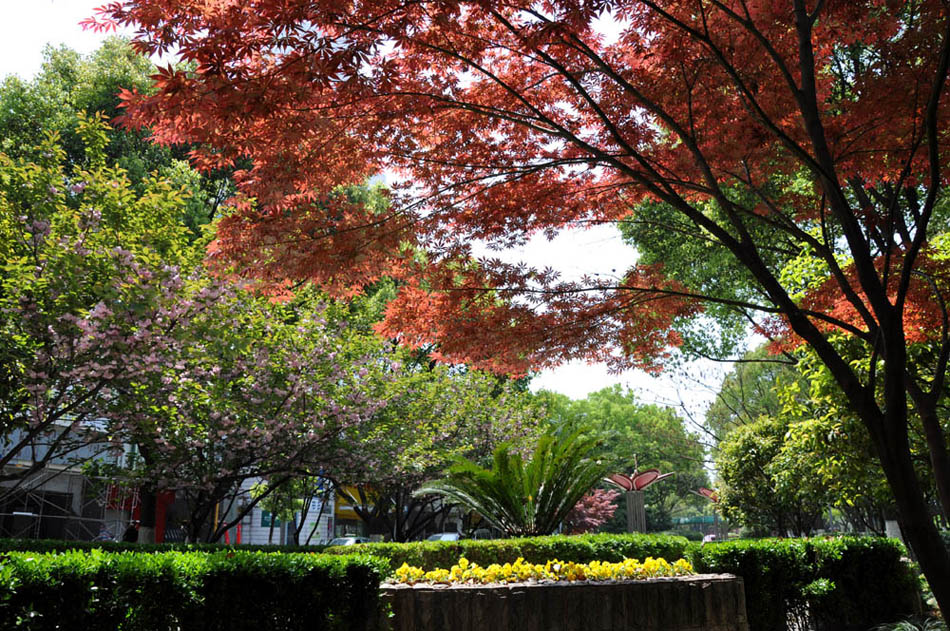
(880, 328, 950, 616)
(188, 497, 213, 543)
(917, 405, 950, 522)
(306, 487, 332, 545)
(138, 487, 157, 544)
(293, 492, 313, 546)
(883, 453, 950, 615)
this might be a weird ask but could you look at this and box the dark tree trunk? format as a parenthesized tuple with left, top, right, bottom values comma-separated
(872, 345, 950, 618)
(138, 487, 157, 544)
(878, 439, 950, 616)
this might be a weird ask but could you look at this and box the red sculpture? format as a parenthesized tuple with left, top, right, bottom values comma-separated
(605, 469, 674, 492)
(693, 487, 720, 504)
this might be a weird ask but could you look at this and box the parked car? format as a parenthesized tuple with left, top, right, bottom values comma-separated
(327, 536, 370, 546)
(426, 532, 461, 542)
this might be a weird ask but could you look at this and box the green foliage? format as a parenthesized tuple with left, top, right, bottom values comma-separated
(691, 537, 921, 631)
(715, 416, 830, 536)
(324, 532, 689, 574)
(775, 345, 918, 530)
(341, 366, 541, 487)
(417, 431, 610, 537)
(330, 363, 543, 542)
(871, 618, 948, 631)
(0, 112, 196, 478)
(0, 117, 395, 543)
(0, 549, 385, 631)
(0, 38, 231, 239)
(709, 343, 900, 535)
(704, 347, 795, 441)
(0, 539, 328, 555)
(618, 194, 779, 359)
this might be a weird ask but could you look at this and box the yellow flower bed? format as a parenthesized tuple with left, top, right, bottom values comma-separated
(392, 556, 694, 585)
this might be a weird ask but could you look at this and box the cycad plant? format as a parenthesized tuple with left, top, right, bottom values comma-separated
(417, 431, 611, 537)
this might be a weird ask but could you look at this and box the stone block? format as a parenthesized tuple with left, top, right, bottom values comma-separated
(380, 574, 749, 631)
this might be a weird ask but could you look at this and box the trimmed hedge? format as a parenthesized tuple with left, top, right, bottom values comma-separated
(324, 532, 690, 573)
(0, 550, 386, 631)
(0, 538, 327, 555)
(690, 537, 921, 631)
(1, 535, 919, 631)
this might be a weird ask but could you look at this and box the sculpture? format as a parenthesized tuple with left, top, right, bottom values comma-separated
(605, 467, 674, 533)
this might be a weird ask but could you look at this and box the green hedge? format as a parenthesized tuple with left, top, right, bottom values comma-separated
(0, 538, 327, 555)
(0, 550, 386, 631)
(690, 537, 921, 631)
(324, 532, 690, 573)
(3, 535, 915, 631)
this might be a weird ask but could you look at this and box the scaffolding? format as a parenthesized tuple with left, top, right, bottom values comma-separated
(0, 468, 133, 541)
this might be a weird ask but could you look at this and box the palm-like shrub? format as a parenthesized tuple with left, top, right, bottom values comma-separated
(872, 619, 947, 631)
(417, 431, 611, 537)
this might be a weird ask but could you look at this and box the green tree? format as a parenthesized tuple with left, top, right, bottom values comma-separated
(0, 113, 195, 492)
(705, 347, 798, 443)
(716, 416, 830, 537)
(0, 115, 402, 544)
(543, 386, 708, 532)
(774, 346, 937, 534)
(708, 339, 939, 535)
(0, 38, 232, 239)
(618, 194, 783, 360)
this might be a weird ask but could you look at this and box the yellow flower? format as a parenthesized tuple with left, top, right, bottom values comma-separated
(389, 555, 693, 586)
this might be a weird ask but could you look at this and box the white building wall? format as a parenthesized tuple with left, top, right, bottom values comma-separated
(235, 478, 334, 546)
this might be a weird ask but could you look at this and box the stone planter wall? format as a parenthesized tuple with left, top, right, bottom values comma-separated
(381, 574, 749, 631)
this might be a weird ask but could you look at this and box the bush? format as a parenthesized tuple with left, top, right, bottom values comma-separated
(0, 538, 328, 555)
(0, 549, 386, 631)
(690, 537, 921, 631)
(659, 529, 705, 541)
(324, 532, 689, 573)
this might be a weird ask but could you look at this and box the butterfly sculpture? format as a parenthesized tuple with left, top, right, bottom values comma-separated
(693, 487, 720, 503)
(605, 469, 674, 492)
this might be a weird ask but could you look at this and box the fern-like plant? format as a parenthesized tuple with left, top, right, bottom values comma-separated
(416, 431, 611, 537)
(872, 617, 948, 631)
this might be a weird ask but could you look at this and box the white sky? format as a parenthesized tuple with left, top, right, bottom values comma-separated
(0, 0, 727, 419)
(0, 1, 116, 78)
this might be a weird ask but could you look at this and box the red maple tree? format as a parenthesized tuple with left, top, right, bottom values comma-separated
(86, 0, 950, 614)
(564, 488, 622, 534)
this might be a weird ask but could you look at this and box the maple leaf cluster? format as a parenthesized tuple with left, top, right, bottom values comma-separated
(86, 0, 950, 372)
(563, 488, 621, 534)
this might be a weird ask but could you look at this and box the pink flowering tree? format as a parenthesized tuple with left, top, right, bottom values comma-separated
(0, 112, 536, 543)
(0, 116, 397, 543)
(0, 114, 198, 496)
(109, 285, 396, 542)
